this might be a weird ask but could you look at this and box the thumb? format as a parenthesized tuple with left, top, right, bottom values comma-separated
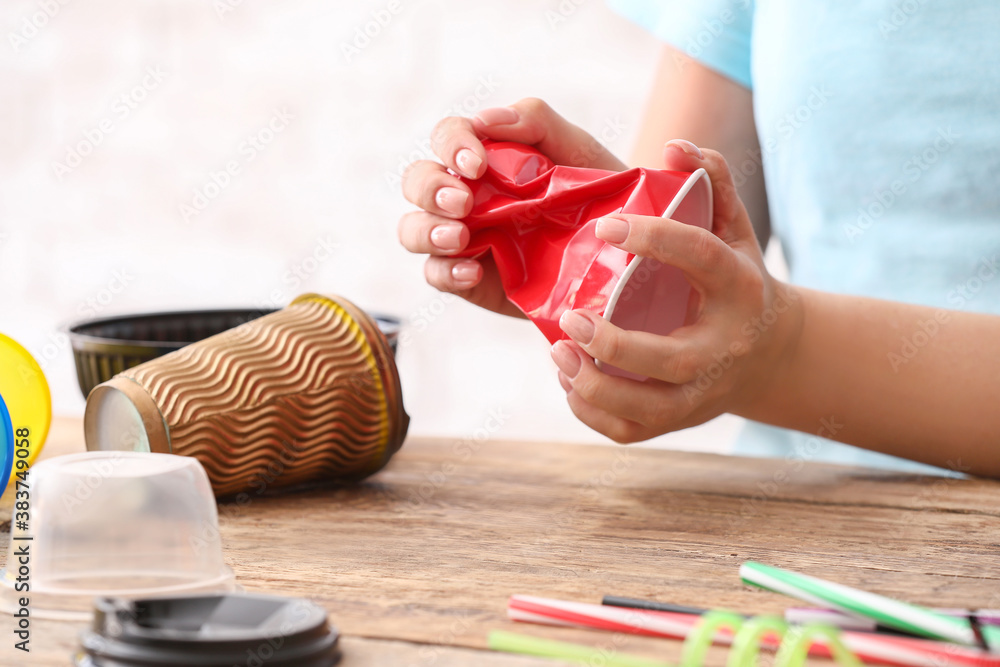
(472, 98, 627, 171)
(661, 140, 755, 246)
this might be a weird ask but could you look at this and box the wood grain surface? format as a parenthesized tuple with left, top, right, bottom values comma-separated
(2, 417, 999, 666)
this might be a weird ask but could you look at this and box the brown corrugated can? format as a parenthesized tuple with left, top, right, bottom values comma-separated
(84, 294, 409, 497)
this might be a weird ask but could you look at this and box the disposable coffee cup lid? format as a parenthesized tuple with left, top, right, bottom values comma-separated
(0, 332, 51, 490)
(76, 594, 340, 666)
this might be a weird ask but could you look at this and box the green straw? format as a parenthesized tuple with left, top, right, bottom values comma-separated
(775, 623, 862, 667)
(679, 611, 746, 667)
(727, 615, 789, 667)
(488, 631, 673, 667)
(682, 611, 860, 667)
(741, 561, 1000, 650)
(490, 616, 859, 667)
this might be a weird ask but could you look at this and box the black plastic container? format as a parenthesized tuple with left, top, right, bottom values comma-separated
(67, 308, 401, 398)
(76, 594, 340, 666)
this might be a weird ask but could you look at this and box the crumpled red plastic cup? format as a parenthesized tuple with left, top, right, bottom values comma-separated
(455, 141, 712, 379)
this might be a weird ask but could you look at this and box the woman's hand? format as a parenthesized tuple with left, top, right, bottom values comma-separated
(398, 98, 627, 318)
(550, 142, 803, 443)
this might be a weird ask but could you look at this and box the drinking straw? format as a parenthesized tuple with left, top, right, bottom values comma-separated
(740, 562, 1000, 651)
(489, 618, 858, 667)
(603, 596, 713, 616)
(510, 594, 704, 639)
(937, 611, 1000, 627)
(770, 622, 863, 667)
(787, 608, 1000, 632)
(487, 631, 673, 667)
(680, 611, 861, 667)
(679, 611, 745, 667)
(508, 595, 1000, 667)
(606, 598, 1000, 637)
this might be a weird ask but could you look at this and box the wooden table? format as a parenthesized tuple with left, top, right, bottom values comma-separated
(2, 417, 999, 666)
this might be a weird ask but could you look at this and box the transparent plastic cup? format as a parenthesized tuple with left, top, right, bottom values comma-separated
(1, 451, 236, 620)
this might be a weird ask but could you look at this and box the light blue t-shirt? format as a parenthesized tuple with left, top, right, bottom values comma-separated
(609, 0, 1000, 474)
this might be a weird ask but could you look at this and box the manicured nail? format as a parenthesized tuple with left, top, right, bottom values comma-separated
(559, 310, 595, 345)
(474, 107, 520, 126)
(455, 148, 482, 179)
(430, 224, 465, 252)
(557, 370, 572, 392)
(666, 139, 704, 159)
(595, 216, 630, 244)
(451, 260, 480, 286)
(551, 341, 582, 379)
(435, 187, 470, 216)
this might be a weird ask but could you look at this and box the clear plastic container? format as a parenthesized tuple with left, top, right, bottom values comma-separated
(1, 451, 236, 620)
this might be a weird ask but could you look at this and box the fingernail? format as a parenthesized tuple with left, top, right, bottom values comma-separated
(430, 224, 465, 252)
(557, 370, 572, 392)
(474, 107, 520, 126)
(451, 260, 480, 286)
(455, 148, 482, 178)
(551, 341, 582, 379)
(435, 187, 470, 216)
(595, 216, 630, 244)
(559, 310, 595, 345)
(666, 139, 704, 160)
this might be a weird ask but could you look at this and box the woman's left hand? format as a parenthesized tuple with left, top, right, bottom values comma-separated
(550, 141, 803, 443)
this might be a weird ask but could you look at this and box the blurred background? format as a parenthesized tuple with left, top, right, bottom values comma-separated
(0, 0, 785, 452)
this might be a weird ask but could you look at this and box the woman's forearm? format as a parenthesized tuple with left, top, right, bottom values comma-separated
(742, 286, 1000, 476)
(631, 46, 771, 246)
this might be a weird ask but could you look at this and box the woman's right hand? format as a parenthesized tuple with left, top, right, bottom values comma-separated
(398, 97, 628, 318)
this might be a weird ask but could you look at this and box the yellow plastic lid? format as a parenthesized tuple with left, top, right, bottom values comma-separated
(0, 333, 51, 490)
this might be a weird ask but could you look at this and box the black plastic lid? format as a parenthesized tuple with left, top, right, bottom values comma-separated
(75, 594, 340, 666)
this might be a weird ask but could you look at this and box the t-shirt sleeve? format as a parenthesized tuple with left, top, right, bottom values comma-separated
(607, 0, 753, 89)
